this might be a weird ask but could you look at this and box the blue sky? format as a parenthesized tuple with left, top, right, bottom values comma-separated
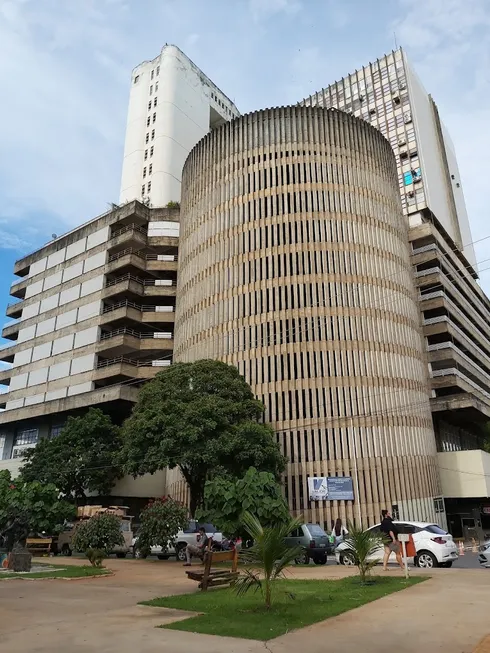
(0, 0, 489, 322)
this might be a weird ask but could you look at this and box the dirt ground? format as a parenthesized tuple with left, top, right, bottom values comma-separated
(0, 557, 488, 653)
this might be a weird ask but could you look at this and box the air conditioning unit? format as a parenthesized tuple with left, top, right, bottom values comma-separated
(407, 191, 415, 198)
(398, 138, 406, 147)
(400, 83, 407, 90)
(404, 112, 412, 124)
(369, 107, 376, 115)
(400, 150, 409, 160)
(393, 96, 401, 105)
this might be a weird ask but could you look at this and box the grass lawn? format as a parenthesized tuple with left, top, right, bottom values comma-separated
(141, 576, 427, 640)
(0, 565, 111, 580)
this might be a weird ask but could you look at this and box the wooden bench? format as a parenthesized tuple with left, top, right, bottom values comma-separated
(185, 547, 239, 591)
(26, 538, 53, 556)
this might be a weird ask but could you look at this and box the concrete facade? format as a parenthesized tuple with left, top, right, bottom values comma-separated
(119, 44, 240, 207)
(0, 200, 178, 500)
(301, 48, 490, 534)
(173, 106, 442, 528)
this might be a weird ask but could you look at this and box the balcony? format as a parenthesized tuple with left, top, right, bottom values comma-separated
(0, 366, 12, 385)
(97, 327, 173, 356)
(437, 450, 490, 498)
(94, 356, 171, 383)
(103, 273, 177, 300)
(109, 223, 148, 250)
(6, 300, 23, 319)
(100, 300, 175, 328)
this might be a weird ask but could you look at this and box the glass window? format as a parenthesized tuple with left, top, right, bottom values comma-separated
(151, 70, 154, 80)
(184, 520, 198, 533)
(143, 167, 146, 178)
(141, 184, 145, 195)
(149, 85, 153, 95)
(133, 75, 139, 84)
(147, 181, 151, 192)
(148, 101, 152, 111)
(155, 81, 158, 91)
(0, 433, 6, 459)
(14, 429, 38, 446)
(306, 524, 327, 537)
(434, 498, 445, 513)
(151, 129, 155, 140)
(154, 98, 157, 107)
(146, 116, 150, 127)
(156, 65, 160, 76)
(50, 425, 64, 439)
(145, 133, 149, 144)
(144, 150, 148, 161)
(397, 523, 416, 534)
(150, 146, 154, 156)
(153, 112, 156, 123)
(420, 524, 448, 535)
(149, 164, 152, 174)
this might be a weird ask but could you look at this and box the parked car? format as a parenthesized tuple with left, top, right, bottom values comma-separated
(335, 521, 458, 569)
(53, 516, 133, 558)
(284, 523, 334, 564)
(479, 541, 490, 568)
(132, 521, 223, 561)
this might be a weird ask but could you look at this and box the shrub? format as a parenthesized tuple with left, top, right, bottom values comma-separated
(343, 521, 386, 583)
(72, 513, 124, 566)
(136, 497, 188, 556)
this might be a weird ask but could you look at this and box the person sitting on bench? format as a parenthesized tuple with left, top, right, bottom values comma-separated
(184, 527, 209, 566)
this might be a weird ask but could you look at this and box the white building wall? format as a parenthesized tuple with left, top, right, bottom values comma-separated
(119, 44, 239, 207)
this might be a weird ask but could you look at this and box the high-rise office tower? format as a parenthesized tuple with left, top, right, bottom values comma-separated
(174, 106, 442, 527)
(119, 45, 240, 207)
(302, 49, 490, 537)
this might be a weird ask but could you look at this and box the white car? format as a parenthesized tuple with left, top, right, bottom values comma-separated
(335, 521, 459, 569)
(479, 541, 490, 568)
(132, 521, 223, 561)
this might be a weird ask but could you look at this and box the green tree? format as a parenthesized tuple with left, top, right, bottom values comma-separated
(235, 512, 303, 610)
(0, 470, 75, 552)
(121, 360, 286, 515)
(135, 497, 188, 557)
(71, 513, 124, 567)
(21, 408, 123, 504)
(342, 521, 386, 584)
(197, 468, 290, 538)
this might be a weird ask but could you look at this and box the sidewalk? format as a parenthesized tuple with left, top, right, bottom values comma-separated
(0, 558, 488, 652)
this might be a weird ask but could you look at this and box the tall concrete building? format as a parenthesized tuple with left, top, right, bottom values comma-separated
(301, 48, 490, 538)
(119, 44, 240, 207)
(0, 201, 179, 504)
(174, 106, 442, 528)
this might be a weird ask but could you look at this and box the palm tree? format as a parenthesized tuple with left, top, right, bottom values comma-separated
(234, 511, 303, 610)
(343, 521, 386, 584)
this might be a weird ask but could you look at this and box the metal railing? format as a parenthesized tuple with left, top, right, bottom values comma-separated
(101, 300, 175, 314)
(97, 356, 171, 369)
(111, 223, 147, 239)
(412, 243, 437, 255)
(414, 266, 440, 278)
(100, 327, 172, 340)
(105, 273, 145, 288)
(107, 247, 146, 263)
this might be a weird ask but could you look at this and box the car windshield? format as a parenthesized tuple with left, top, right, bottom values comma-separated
(198, 523, 216, 533)
(306, 524, 327, 537)
(422, 524, 448, 535)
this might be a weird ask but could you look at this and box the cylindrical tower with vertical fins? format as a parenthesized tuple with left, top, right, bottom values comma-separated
(174, 106, 440, 527)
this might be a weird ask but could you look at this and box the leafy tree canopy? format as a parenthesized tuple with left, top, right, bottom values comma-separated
(197, 468, 290, 538)
(0, 470, 75, 551)
(121, 360, 286, 515)
(21, 408, 123, 503)
(71, 512, 124, 562)
(135, 497, 188, 556)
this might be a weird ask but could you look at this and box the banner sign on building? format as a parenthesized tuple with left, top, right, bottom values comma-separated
(307, 476, 355, 501)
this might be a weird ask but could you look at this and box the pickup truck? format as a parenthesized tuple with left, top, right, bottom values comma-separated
(132, 520, 222, 561)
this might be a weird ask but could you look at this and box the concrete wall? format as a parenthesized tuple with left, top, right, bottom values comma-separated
(119, 44, 239, 207)
(438, 450, 490, 498)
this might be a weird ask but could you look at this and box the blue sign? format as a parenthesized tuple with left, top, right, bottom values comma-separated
(327, 477, 355, 501)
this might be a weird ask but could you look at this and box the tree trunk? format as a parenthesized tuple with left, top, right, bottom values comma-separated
(265, 579, 272, 610)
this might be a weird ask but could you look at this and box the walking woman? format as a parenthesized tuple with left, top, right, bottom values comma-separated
(331, 518, 348, 547)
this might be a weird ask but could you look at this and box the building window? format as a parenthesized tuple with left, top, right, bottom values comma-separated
(434, 497, 445, 514)
(154, 98, 158, 107)
(14, 429, 38, 446)
(156, 65, 160, 76)
(134, 75, 139, 84)
(147, 181, 151, 192)
(149, 164, 152, 174)
(146, 116, 150, 127)
(152, 112, 156, 123)
(141, 184, 145, 195)
(144, 149, 148, 161)
(143, 167, 147, 178)
(150, 146, 154, 156)
(50, 424, 64, 439)
(151, 70, 154, 80)
(151, 129, 155, 140)
(145, 133, 149, 144)
(148, 101, 152, 111)
(149, 85, 153, 95)
(155, 82, 158, 91)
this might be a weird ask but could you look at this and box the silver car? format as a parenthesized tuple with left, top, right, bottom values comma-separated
(284, 523, 334, 564)
(479, 541, 490, 568)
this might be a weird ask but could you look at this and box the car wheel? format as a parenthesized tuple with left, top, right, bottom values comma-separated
(133, 548, 147, 559)
(116, 552, 126, 559)
(176, 544, 187, 562)
(339, 553, 356, 566)
(441, 561, 453, 568)
(61, 544, 72, 557)
(157, 554, 170, 560)
(416, 550, 438, 569)
(313, 555, 327, 565)
(294, 551, 310, 565)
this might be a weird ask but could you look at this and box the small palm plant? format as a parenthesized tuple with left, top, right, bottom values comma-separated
(234, 511, 303, 610)
(343, 521, 386, 584)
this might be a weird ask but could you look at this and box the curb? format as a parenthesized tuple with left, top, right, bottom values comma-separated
(0, 570, 115, 582)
